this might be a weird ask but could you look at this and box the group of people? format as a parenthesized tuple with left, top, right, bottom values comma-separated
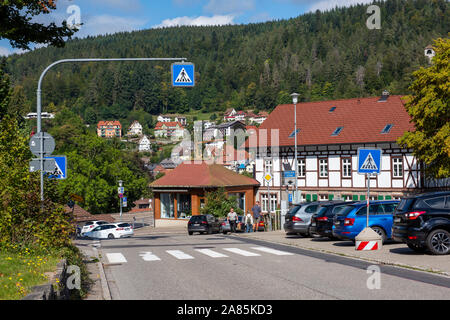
(226, 201, 262, 233)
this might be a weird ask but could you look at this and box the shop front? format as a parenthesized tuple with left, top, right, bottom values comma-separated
(151, 162, 260, 220)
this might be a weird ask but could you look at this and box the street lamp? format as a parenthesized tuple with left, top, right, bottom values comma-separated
(290, 93, 300, 203)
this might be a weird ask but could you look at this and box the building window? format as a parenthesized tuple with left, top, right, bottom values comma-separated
(319, 159, 328, 178)
(298, 159, 306, 177)
(270, 194, 277, 213)
(261, 194, 269, 212)
(264, 160, 272, 174)
(392, 157, 403, 178)
(342, 158, 352, 178)
(319, 194, 328, 201)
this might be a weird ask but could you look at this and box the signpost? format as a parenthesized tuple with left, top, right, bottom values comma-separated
(171, 62, 195, 87)
(45, 156, 67, 179)
(356, 148, 383, 251)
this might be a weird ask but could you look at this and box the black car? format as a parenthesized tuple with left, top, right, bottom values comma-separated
(310, 201, 355, 239)
(392, 191, 450, 255)
(188, 214, 221, 235)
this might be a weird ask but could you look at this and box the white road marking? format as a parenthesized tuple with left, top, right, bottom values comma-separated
(223, 248, 261, 257)
(195, 249, 229, 258)
(106, 253, 127, 264)
(166, 250, 194, 260)
(251, 246, 294, 256)
(139, 252, 161, 261)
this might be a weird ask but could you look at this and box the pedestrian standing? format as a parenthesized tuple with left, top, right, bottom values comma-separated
(245, 211, 253, 233)
(251, 201, 262, 232)
(227, 208, 238, 233)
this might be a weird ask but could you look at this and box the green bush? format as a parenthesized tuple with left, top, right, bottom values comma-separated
(200, 188, 243, 218)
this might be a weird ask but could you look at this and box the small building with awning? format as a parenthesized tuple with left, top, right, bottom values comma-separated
(150, 161, 260, 219)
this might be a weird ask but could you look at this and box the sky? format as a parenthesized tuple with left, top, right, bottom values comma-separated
(0, 0, 375, 56)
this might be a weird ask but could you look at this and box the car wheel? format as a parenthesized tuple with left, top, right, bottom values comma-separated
(371, 227, 387, 244)
(407, 243, 427, 253)
(426, 229, 450, 255)
(107, 233, 115, 239)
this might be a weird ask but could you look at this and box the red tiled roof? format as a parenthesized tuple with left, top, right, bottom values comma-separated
(246, 95, 414, 148)
(150, 161, 259, 188)
(97, 120, 122, 128)
(64, 204, 115, 223)
(154, 121, 184, 130)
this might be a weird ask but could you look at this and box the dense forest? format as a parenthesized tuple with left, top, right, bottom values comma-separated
(4, 0, 449, 129)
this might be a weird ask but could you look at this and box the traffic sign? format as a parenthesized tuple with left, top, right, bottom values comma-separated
(29, 132, 55, 157)
(29, 158, 56, 173)
(264, 173, 272, 183)
(118, 193, 123, 198)
(122, 197, 127, 207)
(118, 187, 124, 194)
(357, 148, 382, 175)
(45, 156, 67, 179)
(172, 62, 195, 87)
(283, 170, 296, 178)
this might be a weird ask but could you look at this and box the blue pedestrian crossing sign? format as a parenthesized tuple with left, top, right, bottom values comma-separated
(357, 149, 382, 175)
(172, 62, 195, 87)
(45, 155, 67, 179)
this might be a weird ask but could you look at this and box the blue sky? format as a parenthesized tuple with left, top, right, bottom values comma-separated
(0, 0, 374, 56)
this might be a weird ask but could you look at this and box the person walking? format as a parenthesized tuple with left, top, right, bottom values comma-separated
(245, 211, 254, 233)
(251, 201, 262, 232)
(227, 207, 238, 233)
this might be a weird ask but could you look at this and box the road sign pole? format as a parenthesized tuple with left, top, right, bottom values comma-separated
(36, 58, 189, 203)
(367, 173, 370, 228)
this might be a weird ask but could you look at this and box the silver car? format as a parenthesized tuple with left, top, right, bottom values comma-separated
(284, 201, 334, 236)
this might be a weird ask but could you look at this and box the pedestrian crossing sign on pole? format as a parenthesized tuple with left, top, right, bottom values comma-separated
(44, 155, 67, 179)
(357, 148, 382, 175)
(172, 62, 195, 87)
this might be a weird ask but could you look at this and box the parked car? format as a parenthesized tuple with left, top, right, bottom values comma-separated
(188, 214, 221, 235)
(310, 201, 355, 239)
(392, 191, 450, 255)
(80, 220, 109, 236)
(84, 223, 133, 239)
(332, 200, 400, 243)
(284, 201, 326, 236)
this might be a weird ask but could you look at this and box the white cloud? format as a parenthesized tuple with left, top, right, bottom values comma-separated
(0, 46, 27, 57)
(76, 14, 148, 37)
(204, 0, 255, 14)
(306, 0, 377, 12)
(153, 15, 236, 28)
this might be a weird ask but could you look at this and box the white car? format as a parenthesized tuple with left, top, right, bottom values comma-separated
(84, 223, 134, 239)
(80, 220, 109, 236)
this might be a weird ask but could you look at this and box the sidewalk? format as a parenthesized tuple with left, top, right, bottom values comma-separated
(235, 230, 450, 276)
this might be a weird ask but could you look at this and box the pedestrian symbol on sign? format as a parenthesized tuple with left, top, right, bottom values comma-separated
(360, 153, 378, 171)
(175, 68, 192, 83)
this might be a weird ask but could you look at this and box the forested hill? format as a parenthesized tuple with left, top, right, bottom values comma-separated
(5, 0, 449, 126)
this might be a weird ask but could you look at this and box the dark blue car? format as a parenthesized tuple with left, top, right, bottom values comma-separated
(332, 200, 400, 243)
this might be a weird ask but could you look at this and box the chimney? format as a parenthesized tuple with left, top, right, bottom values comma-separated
(378, 90, 389, 102)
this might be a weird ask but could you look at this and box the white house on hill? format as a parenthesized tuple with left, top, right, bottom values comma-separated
(138, 135, 151, 152)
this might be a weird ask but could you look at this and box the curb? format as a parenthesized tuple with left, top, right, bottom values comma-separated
(234, 233, 450, 278)
(92, 247, 111, 300)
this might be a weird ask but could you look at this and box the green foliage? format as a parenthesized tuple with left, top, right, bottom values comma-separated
(4, 0, 449, 124)
(0, 0, 75, 50)
(398, 36, 450, 179)
(200, 188, 243, 217)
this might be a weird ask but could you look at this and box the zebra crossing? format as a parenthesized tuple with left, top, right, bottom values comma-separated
(105, 246, 294, 264)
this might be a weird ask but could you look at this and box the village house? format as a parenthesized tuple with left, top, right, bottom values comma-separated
(245, 92, 437, 213)
(128, 120, 143, 136)
(157, 114, 187, 126)
(138, 135, 151, 152)
(154, 121, 185, 140)
(97, 120, 122, 138)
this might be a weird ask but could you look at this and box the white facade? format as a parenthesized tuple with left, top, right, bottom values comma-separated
(138, 135, 151, 152)
(128, 121, 143, 136)
(157, 115, 172, 123)
(253, 143, 423, 213)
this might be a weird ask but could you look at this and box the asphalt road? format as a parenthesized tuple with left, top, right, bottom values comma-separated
(96, 232, 450, 300)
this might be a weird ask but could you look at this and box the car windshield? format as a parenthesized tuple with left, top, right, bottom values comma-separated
(316, 207, 328, 217)
(288, 205, 301, 215)
(189, 216, 206, 223)
(396, 199, 414, 212)
(335, 205, 356, 217)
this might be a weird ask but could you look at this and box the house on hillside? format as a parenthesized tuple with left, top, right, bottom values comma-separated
(154, 121, 185, 139)
(97, 121, 122, 138)
(245, 91, 439, 213)
(224, 109, 247, 122)
(157, 114, 187, 126)
(138, 135, 151, 152)
(248, 111, 269, 125)
(128, 120, 143, 136)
